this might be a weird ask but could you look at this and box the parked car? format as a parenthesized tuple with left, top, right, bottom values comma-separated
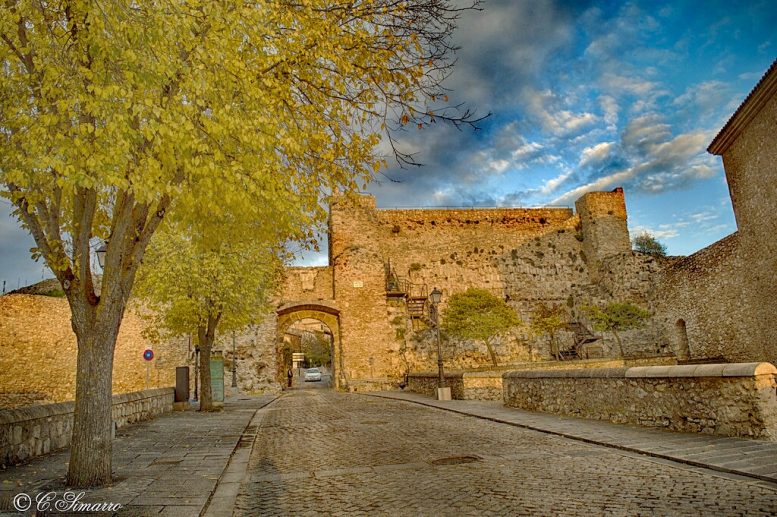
(304, 368, 322, 382)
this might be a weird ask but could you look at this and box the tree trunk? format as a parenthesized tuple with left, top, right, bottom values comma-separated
(485, 338, 499, 367)
(612, 331, 624, 358)
(549, 333, 559, 360)
(197, 313, 220, 411)
(66, 301, 123, 487)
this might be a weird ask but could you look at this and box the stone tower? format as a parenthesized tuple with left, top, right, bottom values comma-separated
(575, 187, 631, 279)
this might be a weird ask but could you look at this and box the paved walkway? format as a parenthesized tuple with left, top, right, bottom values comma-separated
(235, 390, 777, 516)
(0, 395, 277, 516)
(371, 391, 777, 484)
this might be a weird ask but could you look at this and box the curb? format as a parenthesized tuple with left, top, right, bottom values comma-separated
(200, 395, 282, 516)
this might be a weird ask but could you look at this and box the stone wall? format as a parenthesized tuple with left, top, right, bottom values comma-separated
(407, 373, 464, 399)
(575, 188, 631, 279)
(0, 387, 173, 466)
(503, 363, 777, 440)
(281, 267, 334, 301)
(0, 295, 189, 405)
(325, 188, 658, 388)
(408, 357, 677, 402)
(461, 372, 503, 401)
(214, 316, 281, 395)
(652, 234, 769, 363)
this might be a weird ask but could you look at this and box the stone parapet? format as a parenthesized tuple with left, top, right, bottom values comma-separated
(405, 359, 678, 402)
(503, 363, 777, 440)
(407, 373, 464, 399)
(0, 387, 174, 466)
(461, 372, 503, 401)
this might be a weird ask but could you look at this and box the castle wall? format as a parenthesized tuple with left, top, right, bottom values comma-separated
(0, 295, 189, 405)
(575, 188, 631, 279)
(281, 266, 333, 301)
(325, 190, 656, 388)
(652, 233, 771, 363)
(719, 91, 777, 364)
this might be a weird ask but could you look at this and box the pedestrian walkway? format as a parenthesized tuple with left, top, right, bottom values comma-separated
(0, 395, 276, 516)
(369, 391, 777, 485)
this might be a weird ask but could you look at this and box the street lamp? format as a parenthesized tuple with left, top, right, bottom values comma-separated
(193, 346, 200, 402)
(231, 331, 238, 390)
(428, 287, 450, 400)
(96, 241, 108, 269)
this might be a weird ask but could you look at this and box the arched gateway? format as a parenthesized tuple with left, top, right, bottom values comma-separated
(276, 301, 343, 389)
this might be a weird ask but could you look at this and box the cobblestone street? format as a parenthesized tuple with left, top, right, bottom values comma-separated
(235, 390, 777, 516)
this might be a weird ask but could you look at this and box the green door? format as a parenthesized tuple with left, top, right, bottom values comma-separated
(210, 355, 224, 402)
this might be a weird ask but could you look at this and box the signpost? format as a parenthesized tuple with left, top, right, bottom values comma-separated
(143, 349, 154, 389)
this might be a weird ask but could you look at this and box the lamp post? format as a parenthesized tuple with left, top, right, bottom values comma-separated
(231, 331, 238, 390)
(194, 346, 200, 402)
(96, 241, 108, 269)
(428, 287, 450, 400)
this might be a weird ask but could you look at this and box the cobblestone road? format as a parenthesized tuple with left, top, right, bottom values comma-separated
(234, 391, 777, 516)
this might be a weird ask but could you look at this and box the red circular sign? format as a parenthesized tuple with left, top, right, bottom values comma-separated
(143, 349, 154, 361)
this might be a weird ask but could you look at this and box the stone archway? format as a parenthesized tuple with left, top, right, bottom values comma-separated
(276, 301, 343, 389)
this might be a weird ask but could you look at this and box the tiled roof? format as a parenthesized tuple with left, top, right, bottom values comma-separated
(708, 58, 777, 155)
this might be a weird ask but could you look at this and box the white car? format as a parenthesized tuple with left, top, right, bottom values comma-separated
(304, 368, 322, 382)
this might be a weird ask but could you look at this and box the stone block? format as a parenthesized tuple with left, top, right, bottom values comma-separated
(694, 364, 726, 377)
(722, 363, 762, 377)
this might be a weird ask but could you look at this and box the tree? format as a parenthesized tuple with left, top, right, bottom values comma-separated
(530, 302, 567, 360)
(442, 288, 522, 367)
(302, 331, 333, 368)
(633, 232, 667, 257)
(585, 302, 650, 358)
(134, 218, 286, 411)
(1, 1, 481, 486)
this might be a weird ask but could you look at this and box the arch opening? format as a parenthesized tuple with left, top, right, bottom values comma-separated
(276, 303, 342, 389)
(675, 318, 690, 361)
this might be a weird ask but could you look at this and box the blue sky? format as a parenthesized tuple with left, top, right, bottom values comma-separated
(1, 0, 776, 287)
(320, 0, 775, 267)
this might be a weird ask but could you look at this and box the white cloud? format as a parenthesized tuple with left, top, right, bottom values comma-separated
(487, 159, 510, 174)
(599, 95, 619, 131)
(579, 142, 615, 168)
(600, 73, 660, 96)
(511, 141, 544, 161)
(630, 224, 680, 240)
(550, 167, 636, 205)
(539, 169, 574, 195)
(689, 210, 718, 223)
(523, 88, 598, 137)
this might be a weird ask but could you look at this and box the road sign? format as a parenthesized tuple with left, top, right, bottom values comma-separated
(143, 349, 154, 361)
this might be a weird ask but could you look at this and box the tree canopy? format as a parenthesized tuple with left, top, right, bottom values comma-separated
(529, 302, 567, 359)
(585, 302, 649, 357)
(633, 232, 667, 257)
(442, 288, 521, 366)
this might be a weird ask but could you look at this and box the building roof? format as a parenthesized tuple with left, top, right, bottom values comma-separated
(708, 59, 777, 155)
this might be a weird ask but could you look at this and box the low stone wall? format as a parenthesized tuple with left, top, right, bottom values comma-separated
(461, 373, 503, 401)
(0, 387, 174, 466)
(407, 373, 464, 399)
(503, 363, 777, 440)
(407, 357, 678, 402)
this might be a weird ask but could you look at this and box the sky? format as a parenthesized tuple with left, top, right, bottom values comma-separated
(1, 0, 776, 288)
